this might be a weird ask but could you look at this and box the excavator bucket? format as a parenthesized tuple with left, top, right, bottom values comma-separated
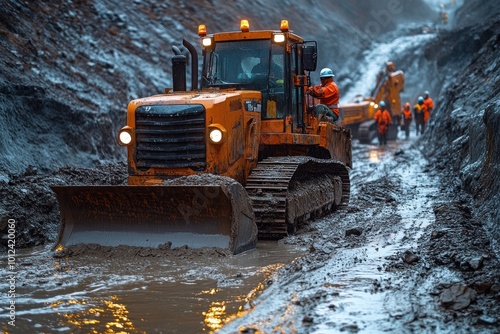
(51, 182, 257, 254)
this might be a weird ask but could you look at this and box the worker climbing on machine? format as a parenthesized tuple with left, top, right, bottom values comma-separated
(307, 67, 340, 122)
(373, 101, 393, 146)
(414, 96, 425, 135)
(401, 102, 412, 139)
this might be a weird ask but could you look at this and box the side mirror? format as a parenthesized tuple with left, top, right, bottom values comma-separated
(303, 44, 317, 72)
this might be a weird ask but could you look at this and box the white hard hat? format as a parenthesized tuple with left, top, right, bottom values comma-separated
(319, 68, 335, 78)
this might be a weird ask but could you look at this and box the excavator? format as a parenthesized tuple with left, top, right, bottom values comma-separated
(52, 20, 352, 254)
(339, 61, 405, 144)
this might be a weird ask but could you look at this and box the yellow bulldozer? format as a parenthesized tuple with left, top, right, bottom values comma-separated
(339, 61, 405, 143)
(52, 20, 352, 254)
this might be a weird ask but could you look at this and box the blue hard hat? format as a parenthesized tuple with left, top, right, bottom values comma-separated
(418, 96, 424, 103)
(379, 101, 386, 107)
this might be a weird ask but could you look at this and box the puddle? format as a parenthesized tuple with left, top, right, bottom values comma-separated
(0, 241, 305, 333)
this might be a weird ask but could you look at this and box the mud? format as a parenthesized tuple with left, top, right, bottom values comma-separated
(0, 163, 127, 249)
(1, 240, 305, 333)
(219, 138, 500, 333)
(1, 137, 499, 333)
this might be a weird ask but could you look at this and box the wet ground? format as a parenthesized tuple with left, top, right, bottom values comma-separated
(1, 127, 498, 333)
(1, 241, 304, 333)
(219, 130, 500, 333)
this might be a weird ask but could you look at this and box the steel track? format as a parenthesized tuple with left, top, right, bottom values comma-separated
(245, 157, 350, 239)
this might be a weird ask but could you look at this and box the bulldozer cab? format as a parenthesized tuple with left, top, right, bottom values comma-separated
(202, 40, 283, 89)
(202, 39, 286, 119)
(201, 34, 317, 126)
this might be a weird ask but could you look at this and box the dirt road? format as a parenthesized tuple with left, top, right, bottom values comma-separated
(218, 135, 500, 333)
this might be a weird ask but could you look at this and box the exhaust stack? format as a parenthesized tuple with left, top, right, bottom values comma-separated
(171, 40, 198, 92)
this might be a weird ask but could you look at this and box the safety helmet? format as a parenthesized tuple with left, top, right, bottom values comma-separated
(424, 90, 430, 97)
(405, 102, 410, 108)
(319, 68, 335, 78)
(418, 96, 424, 103)
(379, 101, 386, 108)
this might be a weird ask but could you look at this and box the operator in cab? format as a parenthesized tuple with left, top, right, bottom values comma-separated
(307, 68, 340, 122)
(252, 55, 283, 80)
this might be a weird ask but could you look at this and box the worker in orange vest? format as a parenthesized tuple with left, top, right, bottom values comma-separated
(421, 91, 434, 134)
(307, 68, 340, 122)
(414, 96, 425, 135)
(374, 101, 393, 146)
(401, 102, 412, 139)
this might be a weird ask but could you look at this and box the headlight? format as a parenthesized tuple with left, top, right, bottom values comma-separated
(273, 33, 285, 43)
(207, 124, 227, 145)
(202, 37, 212, 47)
(117, 127, 133, 146)
(209, 129, 223, 143)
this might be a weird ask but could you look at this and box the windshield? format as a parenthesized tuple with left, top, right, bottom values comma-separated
(202, 39, 284, 91)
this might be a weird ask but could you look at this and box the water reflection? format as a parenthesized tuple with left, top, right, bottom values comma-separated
(368, 149, 381, 163)
(201, 263, 286, 332)
(2, 241, 304, 333)
(203, 301, 227, 331)
(61, 295, 142, 333)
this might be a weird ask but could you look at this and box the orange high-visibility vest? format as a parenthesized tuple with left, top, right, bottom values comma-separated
(311, 81, 340, 116)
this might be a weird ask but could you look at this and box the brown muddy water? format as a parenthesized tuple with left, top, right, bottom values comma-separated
(1, 241, 305, 333)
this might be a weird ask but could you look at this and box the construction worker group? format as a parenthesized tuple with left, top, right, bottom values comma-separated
(309, 64, 435, 144)
(413, 91, 434, 136)
(374, 90, 434, 145)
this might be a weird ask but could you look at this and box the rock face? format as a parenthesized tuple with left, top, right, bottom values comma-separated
(423, 17, 500, 254)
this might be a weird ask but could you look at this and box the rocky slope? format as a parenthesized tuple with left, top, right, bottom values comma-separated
(423, 16, 500, 254)
(0, 0, 433, 179)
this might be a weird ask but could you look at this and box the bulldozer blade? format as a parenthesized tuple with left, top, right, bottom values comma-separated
(51, 184, 257, 254)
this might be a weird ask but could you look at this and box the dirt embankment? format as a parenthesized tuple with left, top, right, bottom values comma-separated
(422, 16, 500, 254)
(0, 163, 127, 248)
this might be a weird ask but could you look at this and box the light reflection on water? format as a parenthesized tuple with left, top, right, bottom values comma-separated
(62, 295, 139, 333)
(0, 241, 304, 333)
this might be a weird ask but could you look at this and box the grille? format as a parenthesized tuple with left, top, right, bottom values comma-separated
(134, 104, 206, 171)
